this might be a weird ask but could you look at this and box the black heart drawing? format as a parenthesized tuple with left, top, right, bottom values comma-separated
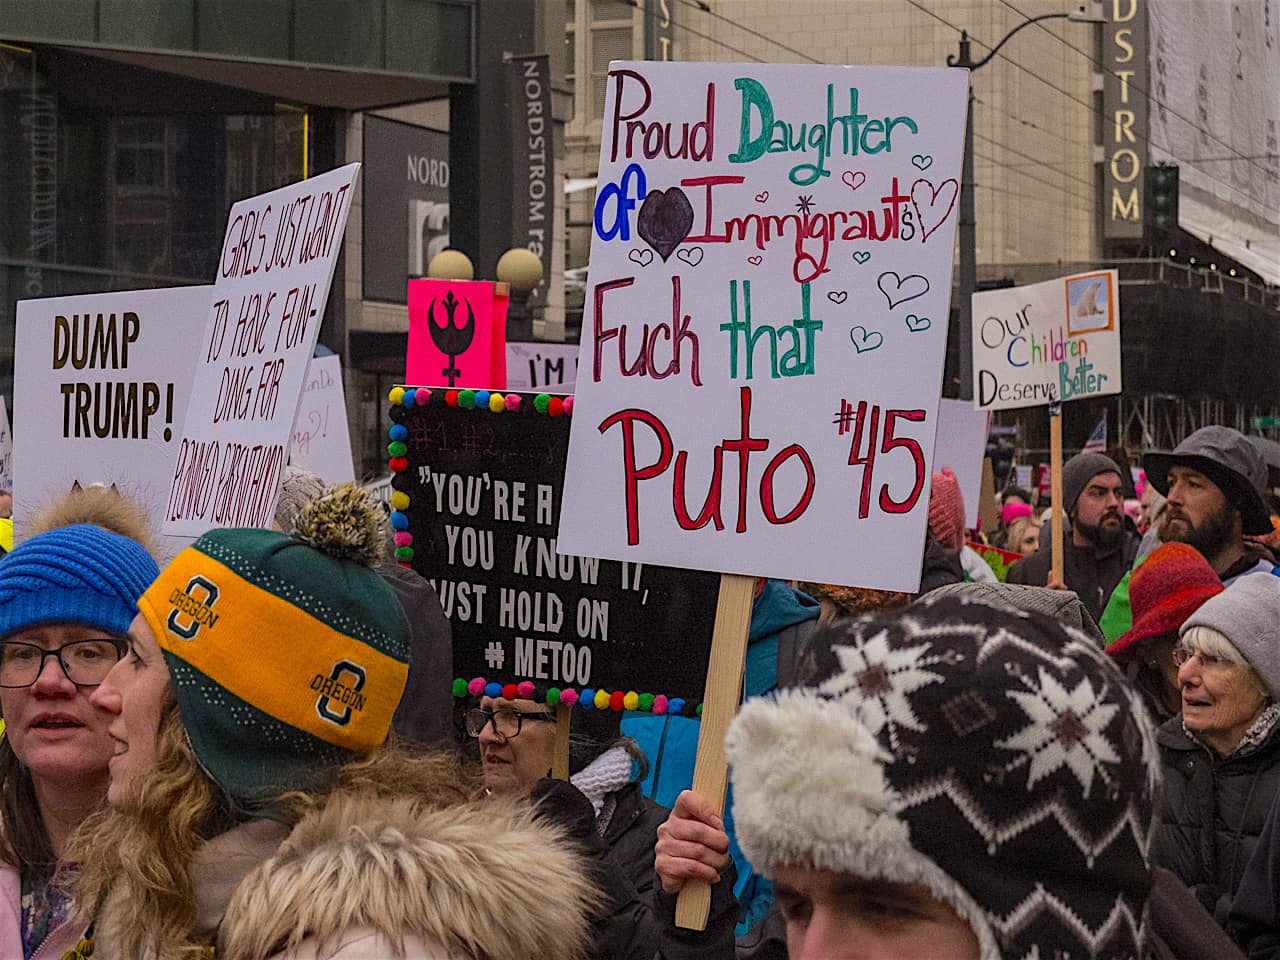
(827, 291, 848, 304)
(676, 247, 704, 267)
(628, 248, 655, 267)
(876, 271, 930, 309)
(637, 187, 694, 261)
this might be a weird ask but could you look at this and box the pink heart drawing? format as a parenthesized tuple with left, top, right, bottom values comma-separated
(910, 178, 959, 243)
(841, 170, 866, 191)
(755, 191, 769, 203)
(747, 255, 763, 266)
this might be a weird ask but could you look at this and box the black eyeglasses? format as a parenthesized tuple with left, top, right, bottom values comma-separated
(465, 707, 553, 740)
(0, 639, 124, 688)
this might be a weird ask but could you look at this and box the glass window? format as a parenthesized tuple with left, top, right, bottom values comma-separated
(591, 1, 633, 22)
(0, 46, 310, 410)
(590, 26, 631, 119)
(387, 1, 472, 78)
(295, 0, 383, 69)
(99, 0, 196, 48)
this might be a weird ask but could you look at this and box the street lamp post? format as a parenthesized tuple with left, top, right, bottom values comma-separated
(948, 7, 1103, 400)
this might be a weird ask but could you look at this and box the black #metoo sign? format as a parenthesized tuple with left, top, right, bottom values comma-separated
(395, 392, 719, 703)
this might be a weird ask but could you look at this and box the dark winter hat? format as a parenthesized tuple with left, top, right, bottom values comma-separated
(1144, 425, 1272, 535)
(137, 485, 410, 804)
(726, 594, 1158, 959)
(0, 524, 159, 637)
(1109, 543, 1223, 658)
(1063, 452, 1123, 514)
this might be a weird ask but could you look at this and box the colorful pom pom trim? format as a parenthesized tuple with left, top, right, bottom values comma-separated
(449, 677, 699, 717)
(386, 385, 570, 417)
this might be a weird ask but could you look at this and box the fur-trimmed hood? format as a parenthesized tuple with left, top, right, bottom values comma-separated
(216, 790, 598, 960)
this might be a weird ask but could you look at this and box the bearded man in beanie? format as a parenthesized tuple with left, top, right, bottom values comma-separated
(1006, 452, 1140, 623)
(1144, 426, 1280, 583)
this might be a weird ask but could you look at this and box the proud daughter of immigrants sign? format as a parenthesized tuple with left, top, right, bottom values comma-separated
(558, 62, 968, 592)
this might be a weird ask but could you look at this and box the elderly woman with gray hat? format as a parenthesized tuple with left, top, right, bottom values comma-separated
(1156, 573, 1280, 926)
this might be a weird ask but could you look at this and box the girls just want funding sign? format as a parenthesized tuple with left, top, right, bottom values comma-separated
(971, 270, 1122, 412)
(558, 62, 968, 592)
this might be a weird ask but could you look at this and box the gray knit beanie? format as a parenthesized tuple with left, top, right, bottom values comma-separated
(1180, 574, 1280, 699)
(275, 465, 327, 534)
(1063, 453, 1123, 513)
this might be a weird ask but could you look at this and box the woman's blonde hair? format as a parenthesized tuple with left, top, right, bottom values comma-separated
(67, 709, 481, 959)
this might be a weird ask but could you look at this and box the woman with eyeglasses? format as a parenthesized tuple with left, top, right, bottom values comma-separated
(0, 522, 158, 960)
(1156, 573, 1280, 929)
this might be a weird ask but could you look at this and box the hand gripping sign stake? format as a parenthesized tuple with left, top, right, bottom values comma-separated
(674, 572, 755, 931)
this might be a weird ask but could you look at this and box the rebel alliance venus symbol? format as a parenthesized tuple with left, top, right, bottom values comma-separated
(427, 289, 476, 387)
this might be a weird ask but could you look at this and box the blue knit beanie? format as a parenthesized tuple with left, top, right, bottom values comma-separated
(0, 524, 159, 637)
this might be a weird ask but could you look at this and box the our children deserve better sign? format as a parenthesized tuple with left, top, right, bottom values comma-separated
(14, 286, 210, 547)
(164, 163, 358, 536)
(972, 269, 1122, 411)
(558, 62, 968, 592)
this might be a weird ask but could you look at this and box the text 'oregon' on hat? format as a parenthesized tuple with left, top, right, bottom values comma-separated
(1143, 425, 1272, 535)
(726, 593, 1160, 960)
(136, 484, 410, 804)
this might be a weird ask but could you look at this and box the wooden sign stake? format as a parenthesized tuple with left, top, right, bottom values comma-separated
(1049, 401, 1065, 585)
(551, 703, 571, 782)
(674, 571, 756, 931)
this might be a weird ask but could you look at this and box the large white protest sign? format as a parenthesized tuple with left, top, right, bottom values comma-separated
(13, 286, 210, 548)
(0, 397, 11, 492)
(164, 163, 359, 536)
(933, 399, 989, 528)
(289, 354, 354, 485)
(558, 62, 968, 591)
(506, 342, 578, 391)
(972, 269, 1121, 412)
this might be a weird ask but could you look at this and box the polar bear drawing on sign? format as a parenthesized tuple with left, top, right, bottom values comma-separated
(1067, 275, 1112, 334)
(1074, 280, 1105, 320)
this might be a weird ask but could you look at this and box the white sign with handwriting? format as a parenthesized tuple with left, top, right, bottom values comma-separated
(289, 354, 355, 485)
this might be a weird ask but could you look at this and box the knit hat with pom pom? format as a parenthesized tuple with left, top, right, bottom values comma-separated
(137, 483, 410, 804)
(928, 467, 967, 550)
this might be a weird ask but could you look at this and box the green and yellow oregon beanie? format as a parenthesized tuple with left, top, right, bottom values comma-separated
(137, 485, 410, 804)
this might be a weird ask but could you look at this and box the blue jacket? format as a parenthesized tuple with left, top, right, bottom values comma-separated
(621, 579, 820, 934)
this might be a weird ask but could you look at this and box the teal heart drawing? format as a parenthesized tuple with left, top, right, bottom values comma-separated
(851, 251, 871, 265)
(911, 154, 933, 170)
(849, 326, 884, 353)
(905, 314, 931, 332)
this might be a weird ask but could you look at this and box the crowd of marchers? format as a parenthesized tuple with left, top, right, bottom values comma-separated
(4, 425, 1280, 959)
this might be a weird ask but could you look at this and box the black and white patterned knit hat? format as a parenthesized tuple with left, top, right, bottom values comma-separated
(727, 592, 1160, 960)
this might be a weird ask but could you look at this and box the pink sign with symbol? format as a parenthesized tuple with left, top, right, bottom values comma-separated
(406, 279, 509, 389)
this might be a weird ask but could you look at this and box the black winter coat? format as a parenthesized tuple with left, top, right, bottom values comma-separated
(1156, 713, 1280, 925)
(602, 780, 671, 902)
(1006, 529, 1140, 624)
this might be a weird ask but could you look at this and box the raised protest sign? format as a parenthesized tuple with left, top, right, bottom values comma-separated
(506, 342, 579, 392)
(406, 279, 509, 388)
(972, 269, 1121, 411)
(387, 387, 719, 709)
(289, 354, 355, 485)
(558, 61, 969, 593)
(14, 286, 210, 550)
(934, 399, 989, 528)
(0, 397, 11, 492)
(164, 163, 359, 536)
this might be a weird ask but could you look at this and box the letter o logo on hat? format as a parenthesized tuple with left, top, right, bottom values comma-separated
(315, 659, 368, 727)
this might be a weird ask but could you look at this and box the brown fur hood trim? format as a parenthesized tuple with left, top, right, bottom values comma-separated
(217, 791, 598, 960)
(28, 483, 159, 558)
